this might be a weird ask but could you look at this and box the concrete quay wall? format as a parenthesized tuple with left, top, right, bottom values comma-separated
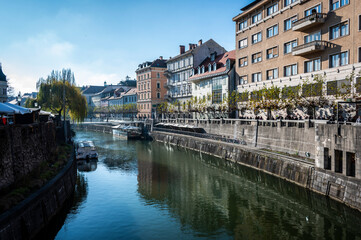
(0, 150, 77, 240)
(160, 119, 361, 179)
(151, 131, 361, 211)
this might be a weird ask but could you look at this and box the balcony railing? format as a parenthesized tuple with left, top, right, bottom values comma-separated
(292, 13, 327, 31)
(164, 82, 174, 89)
(164, 94, 172, 100)
(292, 40, 328, 56)
(164, 70, 172, 78)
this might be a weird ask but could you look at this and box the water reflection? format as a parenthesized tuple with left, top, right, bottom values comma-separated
(77, 160, 98, 172)
(137, 142, 361, 239)
(70, 172, 89, 215)
(36, 172, 89, 239)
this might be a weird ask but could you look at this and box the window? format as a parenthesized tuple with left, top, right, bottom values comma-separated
(239, 75, 248, 85)
(239, 19, 248, 31)
(284, 0, 296, 7)
(157, 92, 160, 98)
(284, 64, 297, 76)
(305, 31, 321, 43)
(252, 52, 262, 63)
(305, 4, 321, 16)
(208, 64, 212, 72)
(267, 25, 278, 38)
(238, 57, 248, 67)
(267, 46, 279, 59)
(359, 47, 361, 63)
(238, 38, 248, 49)
(330, 22, 349, 40)
(331, 0, 349, 10)
(284, 40, 297, 54)
(330, 51, 349, 68)
(157, 82, 160, 88)
(305, 58, 321, 73)
(252, 32, 262, 44)
(267, 68, 278, 80)
(267, 3, 278, 16)
(359, 15, 361, 31)
(201, 66, 205, 73)
(252, 72, 262, 82)
(212, 89, 222, 104)
(284, 16, 297, 31)
(252, 12, 262, 24)
(157, 73, 160, 78)
(213, 63, 217, 71)
(148, 83, 150, 89)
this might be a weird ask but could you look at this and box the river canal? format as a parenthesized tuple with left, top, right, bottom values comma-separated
(53, 130, 361, 239)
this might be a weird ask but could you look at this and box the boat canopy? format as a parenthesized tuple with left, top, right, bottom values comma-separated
(78, 141, 95, 148)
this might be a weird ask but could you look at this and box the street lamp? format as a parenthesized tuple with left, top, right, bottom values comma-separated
(16, 92, 21, 106)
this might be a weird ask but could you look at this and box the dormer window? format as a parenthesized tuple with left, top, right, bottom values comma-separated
(197, 66, 201, 74)
(226, 59, 230, 70)
(201, 66, 205, 73)
(208, 64, 212, 72)
(213, 63, 217, 71)
(210, 52, 216, 61)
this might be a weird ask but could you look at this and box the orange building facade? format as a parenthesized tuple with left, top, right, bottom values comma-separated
(136, 57, 168, 118)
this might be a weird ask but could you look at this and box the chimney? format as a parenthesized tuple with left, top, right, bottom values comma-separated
(198, 39, 203, 46)
(179, 45, 185, 54)
(159, 56, 163, 60)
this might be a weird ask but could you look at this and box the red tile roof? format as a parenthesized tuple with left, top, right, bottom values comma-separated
(189, 50, 235, 81)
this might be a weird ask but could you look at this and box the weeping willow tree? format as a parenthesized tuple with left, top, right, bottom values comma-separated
(37, 69, 87, 122)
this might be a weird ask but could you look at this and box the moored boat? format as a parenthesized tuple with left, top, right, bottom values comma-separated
(112, 125, 142, 140)
(76, 141, 98, 160)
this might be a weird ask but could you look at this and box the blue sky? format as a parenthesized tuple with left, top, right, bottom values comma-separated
(0, 0, 247, 94)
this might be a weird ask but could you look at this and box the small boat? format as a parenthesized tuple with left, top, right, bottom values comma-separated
(112, 125, 142, 140)
(76, 141, 98, 160)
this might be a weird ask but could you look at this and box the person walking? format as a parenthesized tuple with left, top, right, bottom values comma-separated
(356, 116, 361, 124)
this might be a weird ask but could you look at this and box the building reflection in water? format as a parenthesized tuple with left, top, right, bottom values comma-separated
(136, 142, 361, 239)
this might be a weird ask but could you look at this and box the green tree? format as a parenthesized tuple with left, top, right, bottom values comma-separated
(37, 69, 87, 122)
(24, 98, 37, 108)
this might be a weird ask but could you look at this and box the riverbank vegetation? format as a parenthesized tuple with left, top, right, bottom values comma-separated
(157, 71, 361, 120)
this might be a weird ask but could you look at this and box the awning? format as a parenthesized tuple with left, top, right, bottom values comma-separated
(1, 103, 32, 115)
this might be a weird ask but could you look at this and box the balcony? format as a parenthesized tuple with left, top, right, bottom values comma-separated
(292, 40, 328, 56)
(292, 13, 327, 31)
(164, 70, 172, 78)
(164, 94, 172, 100)
(164, 82, 174, 89)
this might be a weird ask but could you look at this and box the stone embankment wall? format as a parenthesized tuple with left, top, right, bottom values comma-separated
(0, 122, 56, 191)
(151, 131, 361, 211)
(0, 151, 77, 240)
(73, 123, 113, 134)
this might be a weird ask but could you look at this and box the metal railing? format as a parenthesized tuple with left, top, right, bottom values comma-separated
(153, 127, 242, 144)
